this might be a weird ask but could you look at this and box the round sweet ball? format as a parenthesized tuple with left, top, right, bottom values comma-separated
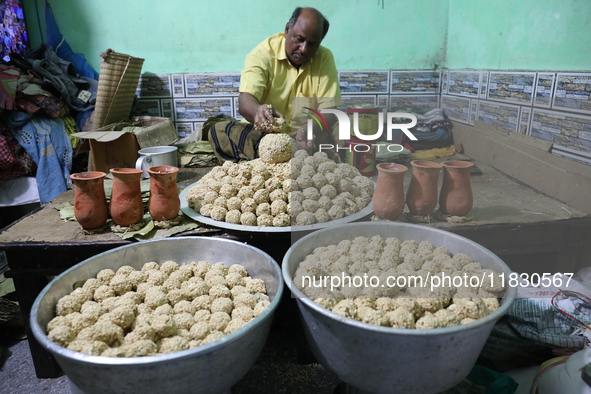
(158, 336, 190, 354)
(226, 164, 241, 177)
(226, 209, 242, 224)
(160, 261, 179, 275)
(273, 213, 291, 227)
(93, 285, 115, 303)
(257, 214, 274, 227)
(249, 175, 266, 190)
(96, 269, 116, 284)
(219, 184, 237, 199)
(256, 202, 271, 217)
(282, 179, 293, 193)
(258, 133, 295, 164)
(229, 264, 248, 277)
(211, 297, 233, 314)
(56, 295, 83, 316)
(47, 325, 76, 347)
(312, 173, 328, 189)
(142, 262, 160, 271)
(210, 206, 227, 221)
(254, 300, 270, 317)
(302, 187, 320, 201)
(317, 160, 337, 174)
(271, 200, 288, 216)
(317, 196, 332, 211)
(251, 163, 271, 180)
(225, 318, 248, 334)
(237, 186, 255, 200)
(296, 211, 316, 226)
(240, 212, 257, 226)
(302, 199, 319, 214)
(240, 198, 257, 213)
(320, 184, 337, 199)
(314, 208, 331, 223)
(265, 177, 282, 193)
(200, 203, 213, 217)
(226, 196, 242, 211)
(269, 189, 288, 203)
(294, 149, 308, 160)
(209, 312, 231, 332)
(253, 189, 270, 205)
(203, 191, 219, 204)
(110, 275, 132, 296)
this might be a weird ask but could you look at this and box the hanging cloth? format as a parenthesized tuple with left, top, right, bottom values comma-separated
(6, 111, 72, 203)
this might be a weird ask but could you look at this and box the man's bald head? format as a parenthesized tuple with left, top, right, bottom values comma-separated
(287, 7, 330, 38)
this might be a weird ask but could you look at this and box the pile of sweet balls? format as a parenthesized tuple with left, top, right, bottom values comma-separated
(46, 260, 270, 357)
(186, 133, 374, 227)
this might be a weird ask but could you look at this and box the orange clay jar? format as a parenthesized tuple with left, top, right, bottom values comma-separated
(146, 165, 180, 221)
(70, 171, 109, 229)
(372, 163, 408, 220)
(406, 160, 442, 216)
(439, 160, 474, 216)
(109, 168, 144, 226)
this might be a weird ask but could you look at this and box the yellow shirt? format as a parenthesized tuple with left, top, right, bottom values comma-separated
(239, 33, 342, 130)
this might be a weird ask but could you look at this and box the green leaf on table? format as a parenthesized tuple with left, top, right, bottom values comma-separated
(133, 216, 200, 240)
(54, 201, 76, 221)
(119, 217, 155, 239)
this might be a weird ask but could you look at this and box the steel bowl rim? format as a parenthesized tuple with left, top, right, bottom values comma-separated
(31, 236, 284, 366)
(283, 221, 517, 337)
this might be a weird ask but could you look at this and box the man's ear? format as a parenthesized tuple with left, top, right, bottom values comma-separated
(284, 23, 290, 35)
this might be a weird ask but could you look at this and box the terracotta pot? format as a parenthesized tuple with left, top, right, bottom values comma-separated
(147, 165, 180, 221)
(70, 171, 109, 229)
(109, 168, 144, 226)
(372, 163, 408, 220)
(439, 160, 474, 216)
(406, 160, 443, 216)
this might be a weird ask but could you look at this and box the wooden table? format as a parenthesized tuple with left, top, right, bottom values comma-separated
(2, 160, 590, 378)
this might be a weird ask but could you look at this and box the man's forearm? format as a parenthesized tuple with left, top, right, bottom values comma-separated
(238, 92, 261, 124)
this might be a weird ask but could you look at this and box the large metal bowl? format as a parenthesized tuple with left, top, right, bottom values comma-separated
(283, 222, 517, 394)
(31, 237, 283, 394)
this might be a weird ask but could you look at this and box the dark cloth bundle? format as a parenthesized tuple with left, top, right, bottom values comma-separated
(404, 108, 454, 150)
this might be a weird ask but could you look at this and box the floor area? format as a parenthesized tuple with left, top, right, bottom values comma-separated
(1, 338, 69, 394)
(0, 334, 539, 394)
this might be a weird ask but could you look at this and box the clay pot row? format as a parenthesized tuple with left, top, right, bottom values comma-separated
(372, 160, 474, 220)
(70, 166, 180, 230)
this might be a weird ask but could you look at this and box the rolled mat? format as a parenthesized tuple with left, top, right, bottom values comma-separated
(93, 49, 144, 130)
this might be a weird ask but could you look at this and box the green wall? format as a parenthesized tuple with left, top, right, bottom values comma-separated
(24, 0, 590, 74)
(23, 0, 449, 73)
(447, 0, 591, 71)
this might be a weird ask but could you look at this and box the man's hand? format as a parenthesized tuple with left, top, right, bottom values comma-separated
(295, 125, 315, 153)
(254, 104, 275, 130)
(238, 93, 284, 129)
(254, 104, 285, 132)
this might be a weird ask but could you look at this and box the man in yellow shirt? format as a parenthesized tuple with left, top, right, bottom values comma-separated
(208, 7, 341, 163)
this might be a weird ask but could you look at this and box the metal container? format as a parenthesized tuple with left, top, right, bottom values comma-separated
(347, 104, 379, 138)
(31, 237, 283, 394)
(344, 140, 376, 177)
(346, 104, 380, 177)
(283, 222, 517, 394)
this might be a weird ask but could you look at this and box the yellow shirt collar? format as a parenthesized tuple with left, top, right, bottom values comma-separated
(277, 34, 288, 61)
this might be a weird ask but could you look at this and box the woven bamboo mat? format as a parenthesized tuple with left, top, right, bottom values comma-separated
(93, 49, 144, 130)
